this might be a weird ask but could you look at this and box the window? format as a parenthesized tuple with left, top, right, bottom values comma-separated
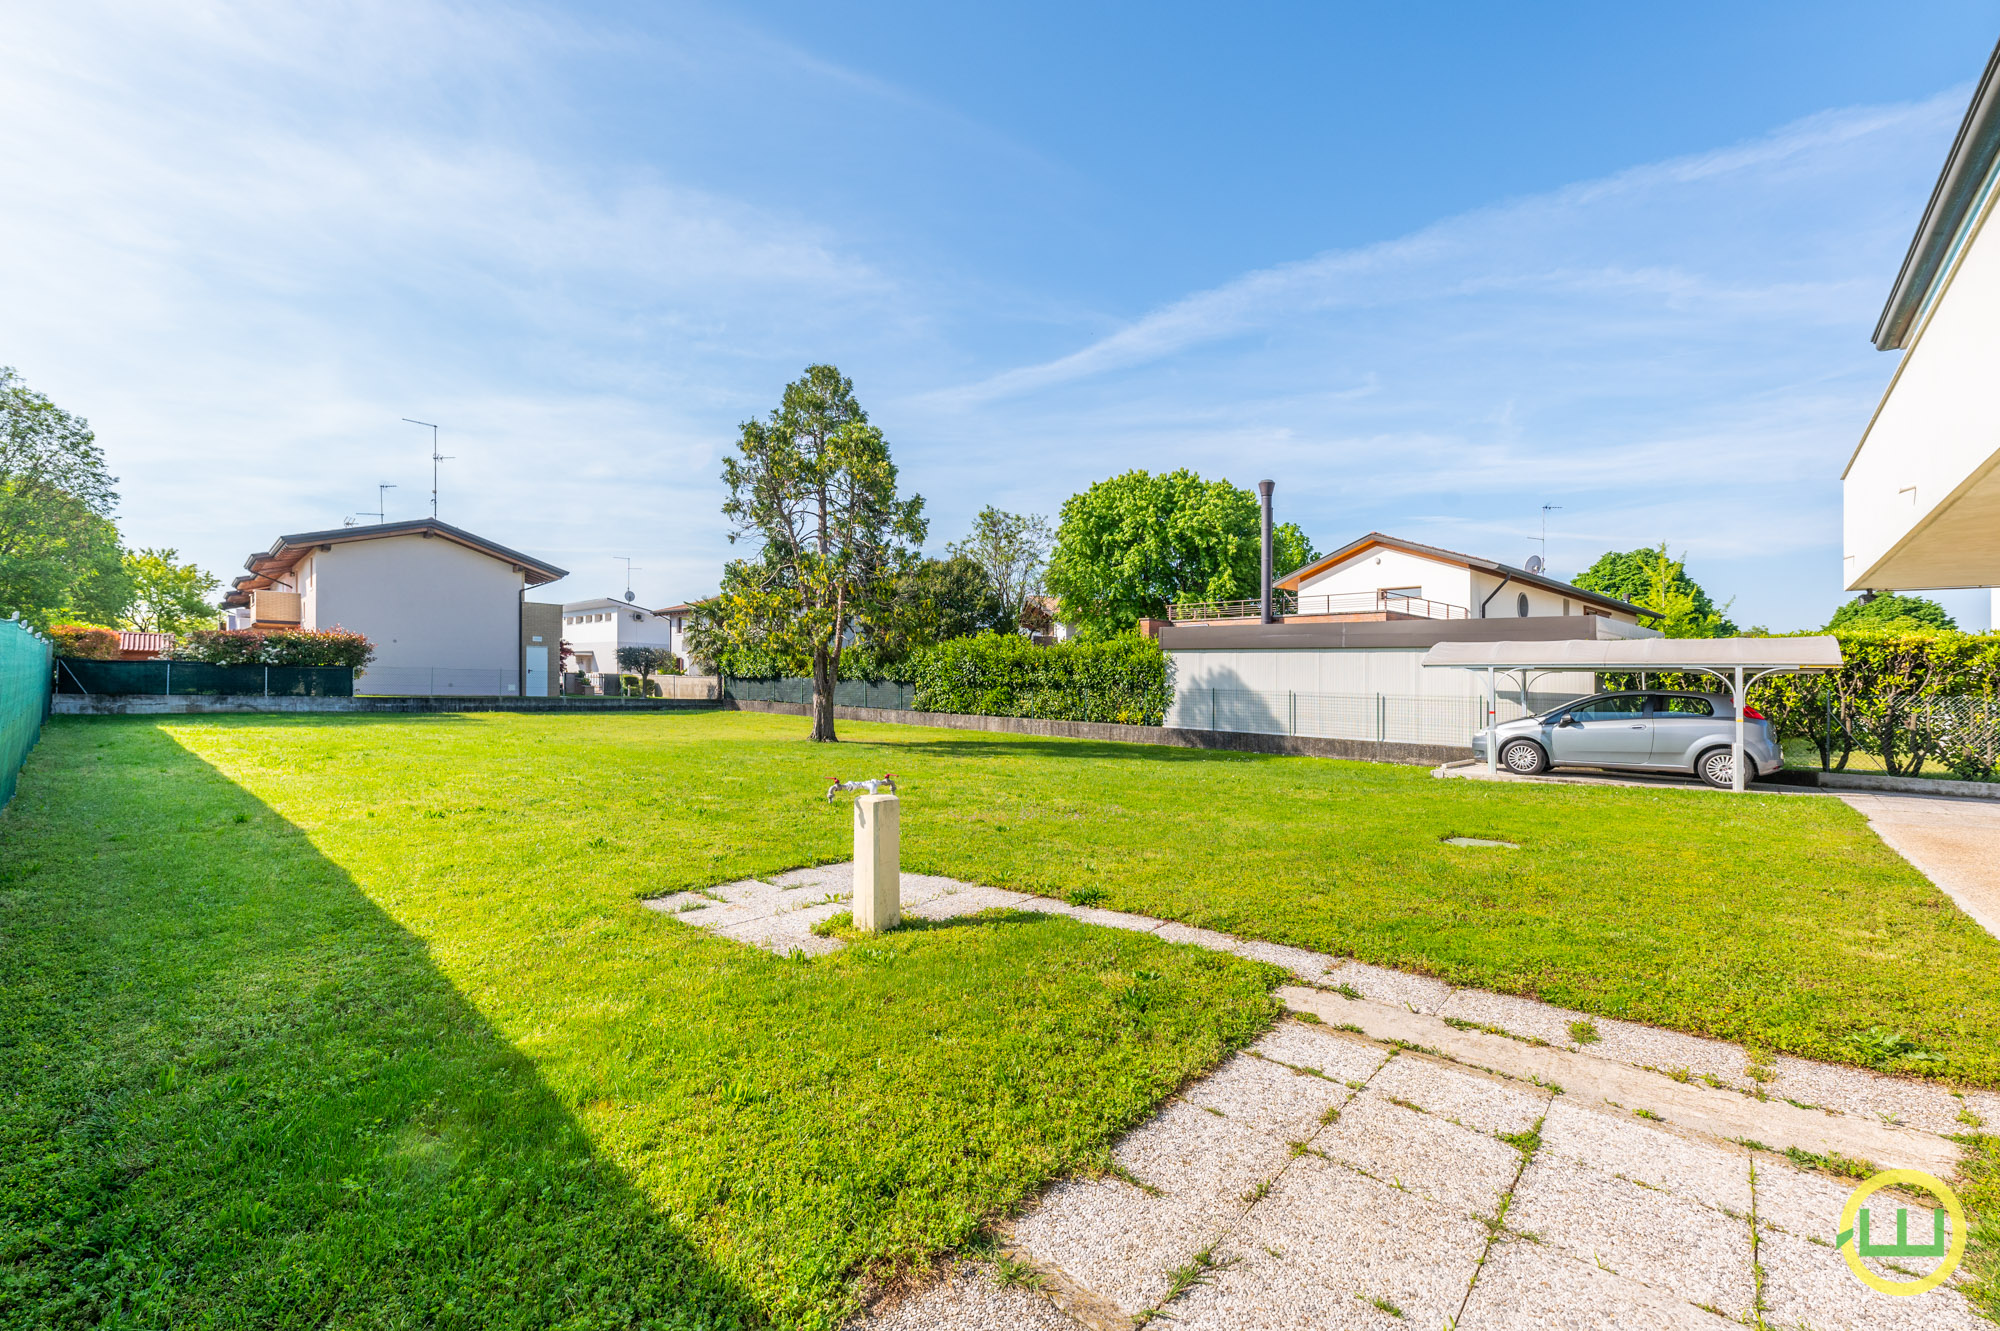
(1516, 592, 1529, 617)
(1657, 695, 1715, 716)
(1568, 694, 1646, 720)
(1382, 586, 1422, 601)
(1562, 598, 1570, 615)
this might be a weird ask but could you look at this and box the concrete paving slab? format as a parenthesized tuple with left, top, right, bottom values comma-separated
(1367, 1052, 1549, 1136)
(1109, 1098, 1295, 1200)
(1279, 987, 1962, 1176)
(1585, 1017, 1752, 1090)
(717, 909, 847, 957)
(1749, 1152, 1858, 1241)
(1010, 1175, 1235, 1317)
(1455, 1237, 1742, 1330)
(766, 865, 849, 891)
(1439, 988, 1599, 1049)
(1339, 960, 1455, 1012)
(1313, 1090, 1526, 1217)
(1178, 1050, 1352, 1144)
(852, 1262, 1084, 1329)
(1840, 791, 2000, 942)
(1218, 936, 1343, 981)
(1757, 1228, 1989, 1331)
(1019, 897, 1167, 933)
(1152, 921, 1249, 953)
(1250, 1022, 1391, 1085)
(1168, 1156, 1489, 1331)
(1764, 1053, 1967, 1134)
(1505, 1159, 1755, 1320)
(901, 884, 1036, 920)
(1536, 1099, 1751, 1215)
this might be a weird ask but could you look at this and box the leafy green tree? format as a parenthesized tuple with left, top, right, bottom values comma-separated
(1573, 544, 1737, 638)
(691, 365, 926, 741)
(0, 368, 132, 628)
(856, 554, 1008, 668)
(616, 646, 681, 677)
(1045, 469, 1317, 637)
(121, 547, 220, 635)
(947, 507, 1052, 631)
(1826, 593, 1955, 634)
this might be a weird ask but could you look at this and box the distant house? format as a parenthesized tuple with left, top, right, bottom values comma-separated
(116, 631, 173, 660)
(220, 518, 568, 696)
(559, 597, 685, 682)
(1155, 533, 1658, 727)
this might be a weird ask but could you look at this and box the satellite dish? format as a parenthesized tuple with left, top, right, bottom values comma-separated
(1524, 555, 1545, 574)
(624, 590, 636, 603)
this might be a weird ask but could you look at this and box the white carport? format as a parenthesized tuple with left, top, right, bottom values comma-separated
(1420, 637, 1844, 792)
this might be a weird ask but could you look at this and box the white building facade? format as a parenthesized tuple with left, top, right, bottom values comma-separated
(558, 597, 685, 679)
(1845, 40, 2000, 622)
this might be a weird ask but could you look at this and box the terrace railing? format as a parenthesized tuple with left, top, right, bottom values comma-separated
(1166, 591, 1469, 622)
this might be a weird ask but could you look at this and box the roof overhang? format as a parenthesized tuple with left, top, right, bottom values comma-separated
(1275, 532, 1650, 618)
(1420, 636, 1842, 673)
(1874, 38, 2000, 350)
(228, 518, 567, 601)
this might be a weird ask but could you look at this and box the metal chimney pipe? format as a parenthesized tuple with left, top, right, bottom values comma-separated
(1258, 480, 1275, 623)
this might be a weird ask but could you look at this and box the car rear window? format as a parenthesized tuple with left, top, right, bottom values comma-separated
(1657, 696, 1715, 716)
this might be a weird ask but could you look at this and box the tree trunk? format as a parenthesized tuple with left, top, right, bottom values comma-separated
(810, 644, 838, 742)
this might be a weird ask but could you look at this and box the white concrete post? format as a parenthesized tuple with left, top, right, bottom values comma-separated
(1731, 665, 1746, 794)
(852, 793, 901, 931)
(1485, 667, 1499, 775)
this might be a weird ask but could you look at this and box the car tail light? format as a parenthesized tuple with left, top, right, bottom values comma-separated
(1741, 705, 1764, 721)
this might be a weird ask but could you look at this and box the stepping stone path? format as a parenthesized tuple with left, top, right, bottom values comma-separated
(647, 868, 1999, 1329)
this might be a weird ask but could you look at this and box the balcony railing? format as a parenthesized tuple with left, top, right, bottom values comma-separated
(1166, 591, 1470, 623)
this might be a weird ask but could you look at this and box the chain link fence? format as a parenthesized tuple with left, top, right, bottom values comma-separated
(724, 677, 917, 710)
(1911, 696, 2000, 780)
(2, 621, 53, 808)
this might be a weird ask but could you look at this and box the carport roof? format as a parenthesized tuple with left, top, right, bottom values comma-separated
(1420, 636, 1842, 671)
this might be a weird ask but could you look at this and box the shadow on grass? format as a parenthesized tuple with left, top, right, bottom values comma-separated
(0, 724, 757, 1328)
(824, 732, 1286, 766)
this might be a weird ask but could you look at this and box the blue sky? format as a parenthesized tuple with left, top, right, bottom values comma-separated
(6, 2, 1998, 628)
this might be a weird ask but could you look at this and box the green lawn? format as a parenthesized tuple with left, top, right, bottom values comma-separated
(5, 709, 2000, 1328)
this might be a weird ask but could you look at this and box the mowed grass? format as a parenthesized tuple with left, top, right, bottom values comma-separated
(7, 709, 2000, 1327)
(0, 715, 1277, 1329)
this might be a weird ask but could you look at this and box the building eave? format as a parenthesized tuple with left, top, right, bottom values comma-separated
(236, 518, 569, 588)
(1873, 37, 2000, 351)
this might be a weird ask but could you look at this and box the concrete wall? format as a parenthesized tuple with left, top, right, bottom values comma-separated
(1168, 647, 1597, 702)
(1844, 167, 2000, 592)
(308, 534, 528, 690)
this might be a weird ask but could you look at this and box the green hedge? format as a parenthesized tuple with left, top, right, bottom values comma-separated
(909, 633, 1172, 726)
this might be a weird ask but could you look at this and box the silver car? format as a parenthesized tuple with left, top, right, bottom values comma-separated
(1471, 691, 1782, 788)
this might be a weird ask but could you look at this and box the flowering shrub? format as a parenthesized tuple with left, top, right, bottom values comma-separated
(50, 624, 121, 659)
(263, 628, 375, 668)
(173, 627, 375, 668)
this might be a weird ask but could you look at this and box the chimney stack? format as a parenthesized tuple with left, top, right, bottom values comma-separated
(1258, 480, 1275, 624)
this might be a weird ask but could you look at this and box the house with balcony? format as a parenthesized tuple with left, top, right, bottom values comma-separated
(1155, 533, 1657, 734)
(1844, 37, 2000, 624)
(220, 518, 568, 696)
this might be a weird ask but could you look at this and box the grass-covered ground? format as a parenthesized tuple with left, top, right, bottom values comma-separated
(6, 709, 2000, 1327)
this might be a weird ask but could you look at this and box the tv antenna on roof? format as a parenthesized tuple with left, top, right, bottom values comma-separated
(617, 557, 642, 603)
(403, 419, 451, 518)
(1539, 504, 1563, 565)
(358, 483, 397, 525)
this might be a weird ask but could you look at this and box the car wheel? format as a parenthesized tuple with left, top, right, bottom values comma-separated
(1696, 747, 1736, 789)
(1501, 739, 1548, 775)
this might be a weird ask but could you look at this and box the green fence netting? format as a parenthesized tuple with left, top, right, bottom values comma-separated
(53, 659, 355, 697)
(2, 621, 53, 809)
(723, 677, 916, 710)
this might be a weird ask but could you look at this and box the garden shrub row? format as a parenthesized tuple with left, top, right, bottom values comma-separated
(908, 632, 1172, 726)
(171, 628, 376, 668)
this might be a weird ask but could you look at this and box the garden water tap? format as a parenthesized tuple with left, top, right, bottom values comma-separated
(826, 773, 897, 801)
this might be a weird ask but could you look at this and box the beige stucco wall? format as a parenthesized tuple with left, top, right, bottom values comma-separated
(308, 534, 528, 691)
